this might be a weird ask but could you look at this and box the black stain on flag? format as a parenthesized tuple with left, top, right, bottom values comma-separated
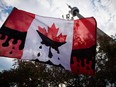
(71, 45, 96, 74)
(0, 25, 27, 54)
(36, 30, 66, 58)
(33, 59, 65, 69)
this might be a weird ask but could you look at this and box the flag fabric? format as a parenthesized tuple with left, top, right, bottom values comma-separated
(0, 8, 97, 75)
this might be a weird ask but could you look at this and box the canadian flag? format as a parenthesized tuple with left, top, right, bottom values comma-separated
(0, 8, 96, 75)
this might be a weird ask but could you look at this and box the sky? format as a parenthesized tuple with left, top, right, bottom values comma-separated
(0, 0, 116, 71)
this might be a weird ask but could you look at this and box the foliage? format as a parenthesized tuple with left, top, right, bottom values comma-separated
(96, 35, 116, 86)
(0, 60, 76, 87)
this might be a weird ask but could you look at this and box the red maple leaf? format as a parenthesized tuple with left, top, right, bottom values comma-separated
(38, 23, 67, 43)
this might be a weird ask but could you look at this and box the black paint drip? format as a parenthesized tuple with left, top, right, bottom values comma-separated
(39, 45, 42, 49)
(9, 51, 12, 54)
(48, 47, 53, 58)
(71, 45, 96, 70)
(0, 25, 27, 50)
(58, 57, 60, 60)
(37, 52, 40, 57)
(2, 36, 11, 47)
(36, 30, 66, 58)
(33, 59, 65, 69)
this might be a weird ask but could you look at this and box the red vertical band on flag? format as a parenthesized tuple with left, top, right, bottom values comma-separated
(71, 17, 97, 75)
(0, 8, 35, 58)
(73, 17, 96, 50)
(4, 8, 35, 32)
